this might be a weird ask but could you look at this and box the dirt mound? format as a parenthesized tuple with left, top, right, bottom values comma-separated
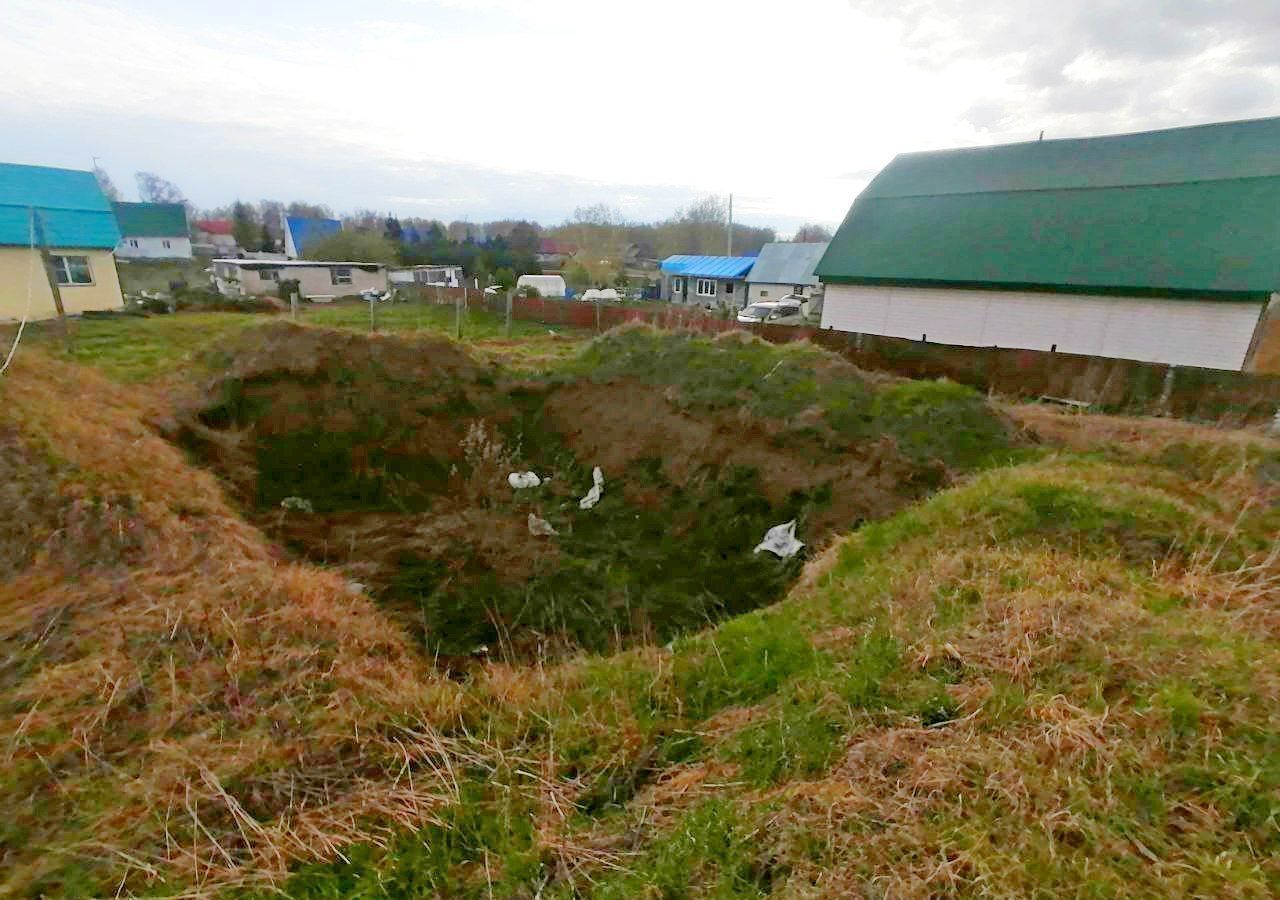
(207, 319, 482, 383)
(174, 325, 1018, 659)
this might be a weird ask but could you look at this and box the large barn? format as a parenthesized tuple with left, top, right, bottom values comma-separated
(816, 117, 1280, 372)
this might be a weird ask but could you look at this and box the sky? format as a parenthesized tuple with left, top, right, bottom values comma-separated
(3, 0, 1280, 233)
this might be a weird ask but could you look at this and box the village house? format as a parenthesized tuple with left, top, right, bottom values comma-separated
(659, 255, 756, 308)
(0, 162, 124, 321)
(193, 219, 237, 256)
(284, 215, 342, 259)
(112, 201, 192, 260)
(212, 258, 387, 300)
(746, 241, 829, 304)
(536, 238, 577, 270)
(816, 117, 1280, 372)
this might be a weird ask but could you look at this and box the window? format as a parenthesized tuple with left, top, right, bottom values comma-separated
(162, 239, 172, 249)
(759, 290, 769, 298)
(725, 281, 734, 294)
(695, 278, 716, 297)
(259, 268, 280, 282)
(128, 239, 139, 248)
(671, 276, 685, 295)
(794, 285, 805, 295)
(331, 266, 353, 285)
(50, 255, 92, 285)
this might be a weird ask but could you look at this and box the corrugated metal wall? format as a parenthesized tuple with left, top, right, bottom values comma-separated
(821, 284, 1265, 371)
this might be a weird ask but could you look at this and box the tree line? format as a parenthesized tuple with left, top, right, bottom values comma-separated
(93, 168, 833, 288)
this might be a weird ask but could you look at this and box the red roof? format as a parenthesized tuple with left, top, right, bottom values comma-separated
(539, 238, 578, 255)
(195, 219, 233, 236)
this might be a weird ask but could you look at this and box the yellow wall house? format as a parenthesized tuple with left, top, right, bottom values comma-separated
(0, 163, 124, 321)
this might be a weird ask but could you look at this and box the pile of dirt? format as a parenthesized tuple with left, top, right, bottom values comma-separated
(173, 323, 1019, 659)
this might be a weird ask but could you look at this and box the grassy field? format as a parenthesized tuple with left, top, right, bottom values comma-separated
(1, 316, 1277, 897)
(5, 304, 588, 383)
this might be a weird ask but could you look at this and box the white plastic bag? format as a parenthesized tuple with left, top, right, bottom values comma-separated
(578, 466, 605, 510)
(508, 471, 542, 489)
(528, 513, 558, 536)
(754, 520, 803, 558)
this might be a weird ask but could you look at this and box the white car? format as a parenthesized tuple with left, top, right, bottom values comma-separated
(736, 296, 808, 325)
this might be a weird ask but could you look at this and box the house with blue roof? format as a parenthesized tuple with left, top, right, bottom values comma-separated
(283, 215, 342, 259)
(0, 163, 124, 321)
(659, 255, 757, 308)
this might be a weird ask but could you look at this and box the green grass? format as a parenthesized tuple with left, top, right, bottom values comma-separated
(250, 439, 1280, 897)
(303, 300, 580, 341)
(561, 328, 1018, 471)
(23, 312, 262, 382)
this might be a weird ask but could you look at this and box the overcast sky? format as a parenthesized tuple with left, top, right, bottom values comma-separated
(3, 0, 1279, 232)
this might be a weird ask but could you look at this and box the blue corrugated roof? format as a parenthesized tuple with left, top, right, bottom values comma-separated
(0, 163, 120, 248)
(659, 255, 757, 278)
(286, 216, 342, 254)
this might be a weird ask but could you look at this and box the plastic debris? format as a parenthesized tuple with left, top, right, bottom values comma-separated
(346, 581, 366, 596)
(508, 471, 542, 489)
(753, 520, 803, 558)
(578, 466, 605, 509)
(528, 513, 558, 536)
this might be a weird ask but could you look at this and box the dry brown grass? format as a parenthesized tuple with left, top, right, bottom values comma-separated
(0, 349, 466, 895)
(2, 341, 1277, 897)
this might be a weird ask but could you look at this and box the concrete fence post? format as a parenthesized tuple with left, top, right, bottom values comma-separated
(1158, 366, 1177, 414)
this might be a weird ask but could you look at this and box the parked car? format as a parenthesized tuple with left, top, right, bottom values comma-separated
(736, 296, 808, 325)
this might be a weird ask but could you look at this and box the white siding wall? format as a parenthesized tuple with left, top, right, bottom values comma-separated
(821, 284, 1265, 371)
(115, 236, 193, 260)
(746, 282, 818, 304)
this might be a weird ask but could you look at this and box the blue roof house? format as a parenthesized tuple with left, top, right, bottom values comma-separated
(283, 215, 342, 258)
(0, 163, 124, 321)
(659, 255, 757, 308)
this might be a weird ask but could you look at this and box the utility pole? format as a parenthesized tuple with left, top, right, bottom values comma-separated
(727, 193, 734, 256)
(31, 208, 70, 345)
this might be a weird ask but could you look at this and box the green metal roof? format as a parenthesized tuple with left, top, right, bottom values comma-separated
(113, 201, 188, 238)
(816, 116, 1280, 298)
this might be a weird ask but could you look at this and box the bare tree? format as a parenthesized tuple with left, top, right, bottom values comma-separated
(93, 166, 121, 202)
(134, 172, 187, 206)
(792, 223, 833, 242)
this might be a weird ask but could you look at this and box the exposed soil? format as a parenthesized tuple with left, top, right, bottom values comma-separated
(171, 323, 1015, 660)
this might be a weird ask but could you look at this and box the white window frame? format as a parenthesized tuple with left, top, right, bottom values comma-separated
(259, 268, 280, 282)
(162, 239, 172, 249)
(331, 266, 353, 285)
(759, 290, 769, 298)
(671, 276, 684, 295)
(695, 278, 716, 297)
(50, 254, 93, 286)
(128, 238, 139, 248)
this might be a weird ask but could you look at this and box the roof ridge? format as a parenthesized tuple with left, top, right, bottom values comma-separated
(865, 170, 1280, 201)
(892, 114, 1280, 160)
